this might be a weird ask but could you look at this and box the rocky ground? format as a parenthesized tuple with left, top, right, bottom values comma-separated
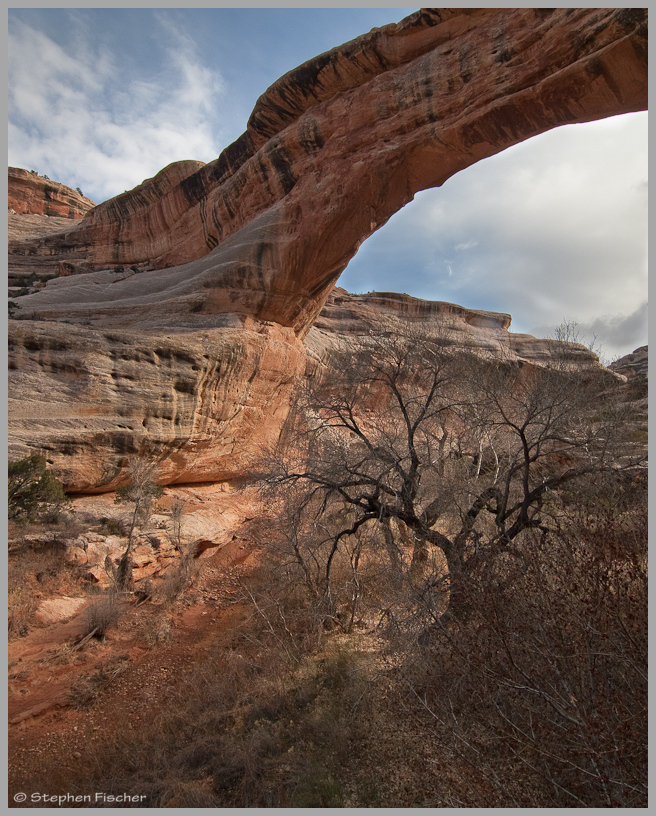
(7, 540, 471, 808)
(8, 484, 263, 801)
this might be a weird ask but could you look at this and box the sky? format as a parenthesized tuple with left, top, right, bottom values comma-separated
(7, 6, 648, 361)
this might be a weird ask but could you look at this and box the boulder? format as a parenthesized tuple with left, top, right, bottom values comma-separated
(35, 596, 88, 625)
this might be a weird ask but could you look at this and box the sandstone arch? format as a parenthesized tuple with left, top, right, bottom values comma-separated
(10, 7, 647, 337)
(8, 7, 647, 491)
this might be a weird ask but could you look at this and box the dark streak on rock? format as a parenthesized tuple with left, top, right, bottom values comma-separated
(494, 47, 514, 65)
(458, 47, 475, 85)
(615, 8, 648, 32)
(298, 116, 325, 154)
(266, 144, 297, 196)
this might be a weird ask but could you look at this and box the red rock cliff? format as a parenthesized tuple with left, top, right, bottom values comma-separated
(7, 8, 648, 492)
(8, 167, 95, 219)
(9, 8, 647, 336)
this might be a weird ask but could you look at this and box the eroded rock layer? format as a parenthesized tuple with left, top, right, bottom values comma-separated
(9, 287, 607, 492)
(9, 320, 304, 492)
(304, 288, 602, 377)
(8, 167, 95, 219)
(9, 7, 647, 336)
(610, 346, 649, 381)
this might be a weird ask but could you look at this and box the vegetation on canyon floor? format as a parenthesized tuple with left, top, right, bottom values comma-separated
(8, 330, 647, 807)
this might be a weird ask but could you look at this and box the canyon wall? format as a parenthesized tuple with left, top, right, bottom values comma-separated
(9, 319, 304, 492)
(7, 7, 647, 491)
(7, 287, 604, 493)
(8, 167, 95, 219)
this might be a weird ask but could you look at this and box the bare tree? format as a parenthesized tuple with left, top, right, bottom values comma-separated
(169, 497, 186, 550)
(405, 470, 647, 806)
(267, 328, 645, 623)
(113, 456, 163, 589)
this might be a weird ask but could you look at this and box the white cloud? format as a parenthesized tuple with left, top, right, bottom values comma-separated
(342, 112, 647, 359)
(529, 300, 648, 364)
(8, 17, 225, 201)
(455, 240, 478, 252)
(8, 12, 647, 362)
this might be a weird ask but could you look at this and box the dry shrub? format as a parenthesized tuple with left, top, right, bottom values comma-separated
(405, 481, 647, 807)
(99, 517, 125, 536)
(67, 655, 130, 710)
(246, 503, 413, 649)
(8, 536, 80, 638)
(83, 591, 122, 639)
(156, 543, 199, 606)
(137, 611, 173, 648)
(8, 585, 39, 639)
(46, 627, 377, 807)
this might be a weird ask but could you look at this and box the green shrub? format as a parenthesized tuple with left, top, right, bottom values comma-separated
(100, 518, 125, 536)
(8, 453, 70, 523)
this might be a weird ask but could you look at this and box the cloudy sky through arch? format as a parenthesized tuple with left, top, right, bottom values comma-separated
(341, 112, 648, 359)
(8, 6, 647, 361)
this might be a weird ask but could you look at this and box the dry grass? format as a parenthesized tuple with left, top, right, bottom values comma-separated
(67, 655, 130, 710)
(136, 611, 173, 648)
(8, 475, 647, 808)
(8, 534, 84, 639)
(82, 591, 123, 639)
(401, 498, 648, 807)
(34, 614, 387, 807)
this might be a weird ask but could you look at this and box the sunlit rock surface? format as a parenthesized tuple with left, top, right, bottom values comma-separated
(7, 7, 647, 492)
(305, 288, 603, 375)
(9, 320, 305, 492)
(9, 8, 647, 335)
(8, 167, 95, 219)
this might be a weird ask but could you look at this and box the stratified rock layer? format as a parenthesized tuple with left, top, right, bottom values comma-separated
(9, 7, 648, 336)
(8, 288, 607, 492)
(304, 289, 602, 376)
(9, 320, 305, 491)
(610, 346, 648, 380)
(8, 167, 95, 219)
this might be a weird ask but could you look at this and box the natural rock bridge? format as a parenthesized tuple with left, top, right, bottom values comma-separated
(12, 7, 647, 336)
(8, 7, 647, 491)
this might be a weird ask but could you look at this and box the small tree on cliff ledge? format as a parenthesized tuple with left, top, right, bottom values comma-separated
(113, 456, 163, 589)
(266, 328, 646, 623)
(8, 453, 70, 523)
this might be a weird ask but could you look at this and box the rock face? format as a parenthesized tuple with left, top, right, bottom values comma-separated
(35, 596, 88, 625)
(9, 319, 305, 491)
(610, 346, 648, 381)
(305, 289, 602, 372)
(9, 8, 647, 336)
(8, 286, 607, 492)
(304, 288, 605, 388)
(8, 171, 97, 291)
(7, 8, 647, 492)
(8, 167, 95, 219)
(8, 213, 80, 294)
